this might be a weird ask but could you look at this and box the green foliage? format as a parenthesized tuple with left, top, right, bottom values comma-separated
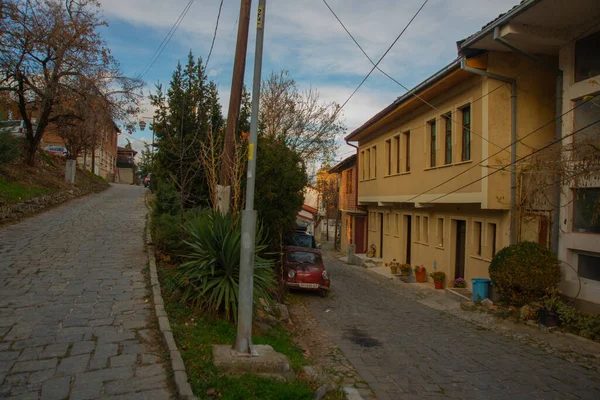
(556, 301, 600, 341)
(153, 180, 180, 216)
(150, 213, 183, 254)
(0, 131, 22, 164)
(174, 210, 276, 321)
(489, 241, 562, 306)
(429, 271, 446, 282)
(255, 136, 308, 248)
(0, 176, 49, 204)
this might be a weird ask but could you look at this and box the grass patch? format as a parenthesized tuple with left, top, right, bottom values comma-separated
(0, 176, 52, 204)
(160, 266, 342, 400)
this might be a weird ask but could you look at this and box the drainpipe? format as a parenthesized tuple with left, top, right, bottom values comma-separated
(492, 27, 563, 254)
(459, 58, 517, 245)
(346, 140, 359, 214)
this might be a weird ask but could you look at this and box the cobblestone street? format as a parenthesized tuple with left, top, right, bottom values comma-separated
(0, 185, 173, 399)
(302, 251, 600, 400)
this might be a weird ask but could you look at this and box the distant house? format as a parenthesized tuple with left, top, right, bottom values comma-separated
(298, 186, 320, 235)
(329, 155, 367, 254)
(116, 146, 138, 184)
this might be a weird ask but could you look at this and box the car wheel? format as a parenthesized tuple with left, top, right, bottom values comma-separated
(320, 289, 329, 298)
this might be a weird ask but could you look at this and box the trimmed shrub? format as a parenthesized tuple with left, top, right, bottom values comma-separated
(489, 241, 561, 306)
(174, 210, 276, 321)
(0, 131, 22, 164)
(151, 212, 183, 254)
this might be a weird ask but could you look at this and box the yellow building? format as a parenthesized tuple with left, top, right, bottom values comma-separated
(346, 49, 557, 288)
(455, 0, 600, 307)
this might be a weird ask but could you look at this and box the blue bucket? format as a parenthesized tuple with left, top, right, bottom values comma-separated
(472, 278, 491, 302)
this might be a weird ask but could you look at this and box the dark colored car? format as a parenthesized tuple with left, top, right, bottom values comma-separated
(283, 246, 330, 297)
(283, 230, 318, 249)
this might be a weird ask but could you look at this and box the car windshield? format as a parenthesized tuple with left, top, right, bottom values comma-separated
(288, 251, 321, 264)
(290, 234, 314, 248)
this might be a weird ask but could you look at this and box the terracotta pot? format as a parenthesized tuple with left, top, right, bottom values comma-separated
(434, 281, 444, 290)
(415, 271, 426, 283)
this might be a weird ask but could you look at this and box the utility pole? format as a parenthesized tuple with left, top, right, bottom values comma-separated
(232, 0, 266, 355)
(218, 0, 252, 213)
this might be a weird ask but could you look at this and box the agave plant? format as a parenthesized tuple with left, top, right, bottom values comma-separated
(174, 210, 276, 321)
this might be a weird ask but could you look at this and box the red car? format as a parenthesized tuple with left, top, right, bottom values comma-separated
(283, 246, 330, 297)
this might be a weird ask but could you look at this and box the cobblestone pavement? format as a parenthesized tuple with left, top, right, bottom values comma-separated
(0, 185, 173, 399)
(301, 251, 600, 400)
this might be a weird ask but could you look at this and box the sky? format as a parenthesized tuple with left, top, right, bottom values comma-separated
(101, 0, 519, 165)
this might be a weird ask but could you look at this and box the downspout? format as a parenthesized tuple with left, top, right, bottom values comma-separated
(459, 58, 518, 245)
(346, 140, 360, 246)
(492, 27, 563, 254)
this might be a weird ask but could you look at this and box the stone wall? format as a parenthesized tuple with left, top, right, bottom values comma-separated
(0, 185, 106, 223)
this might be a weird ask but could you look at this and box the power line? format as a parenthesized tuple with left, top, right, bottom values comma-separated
(135, 0, 196, 80)
(405, 94, 597, 204)
(335, 0, 429, 113)
(424, 116, 600, 204)
(322, 0, 510, 155)
(205, 0, 225, 69)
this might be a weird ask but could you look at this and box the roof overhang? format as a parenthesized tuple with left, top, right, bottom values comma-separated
(329, 154, 356, 173)
(458, 0, 600, 57)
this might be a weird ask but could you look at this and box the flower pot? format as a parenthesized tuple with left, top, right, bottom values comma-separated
(415, 271, 426, 283)
(434, 281, 444, 290)
(390, 267, 399, 274)
(539, 309, 561, 327)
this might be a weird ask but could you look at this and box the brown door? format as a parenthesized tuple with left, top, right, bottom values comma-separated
(404, 215, 412, 264)
(455, 220, 466, 279)
(379, 213, 384, 258)
(355, 216, 366, 253)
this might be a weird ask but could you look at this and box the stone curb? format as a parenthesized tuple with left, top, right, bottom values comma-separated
(145, 194, 198, 400)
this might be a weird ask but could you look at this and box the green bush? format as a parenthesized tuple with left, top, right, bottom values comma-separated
(174, 210, 276, 321)
(556, 302, 600, 341)
(151, 212, 183, 254)
(489, 241, 562, 306)
(0, 131, 22, 164)
(154, 180, 180, 216)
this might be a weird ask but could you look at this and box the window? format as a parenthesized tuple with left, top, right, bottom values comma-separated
(366, 149, 371, 179)
(403, 131, 411, 172)
(487, 223, 497, 258)
(573, 188, 600, 233)
(461, 105, 471, 161)
(394, 136, 400, 174)
(444, 113, 452, 164)
(384, 214, 389, 235)
(474, 221, 482, 256)
(437, 218, 444, 247)
(575, 30, 600, 83)
(360, 151, 365, 180)
(573, 94, 600, 160)
(385, 139, 392, 175)
(372, 146, 377, 178)
(429, 119, 437, 167)
(346, 169, 353, 194)
(415, 215, 421, 242)
(578, 253, 600, 281)
(423, 216, 429, 243)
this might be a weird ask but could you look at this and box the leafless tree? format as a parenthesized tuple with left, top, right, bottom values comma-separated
(260, 70, 345, 162)
(0, 0, 142, 165)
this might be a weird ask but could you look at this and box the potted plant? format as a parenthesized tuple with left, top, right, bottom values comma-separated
(430, 271, 446, 289)
(538, 294, 562, 327)
(414, 265, 426, 283)
(366, 244, 376, 258)
(385, 259, 400, 274)
(400, 263, 412, 277)
(451, 277, 466, 288)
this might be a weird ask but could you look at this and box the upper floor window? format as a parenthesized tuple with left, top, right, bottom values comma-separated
(385, 139, 392, 176)
(360, 151, 365, 180)
(461, 105, 471, 161)
(403, 131, 411, 172)
(573, 93, 600, 160)
(429, 119, 436, 167)
(372, 146, 377, 178)
(573, 188, 600, 234)
(346, 169, 353, 194)
(444, 113, 452, 164)
(394, 135, 400, 174)
(575, 30, 600, 83)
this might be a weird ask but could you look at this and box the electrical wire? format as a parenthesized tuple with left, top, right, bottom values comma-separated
(423, 117, 600, 204)
(205, 0, 225, 69)
(335, 0, 429, 113)
(135, 0, 196, 80)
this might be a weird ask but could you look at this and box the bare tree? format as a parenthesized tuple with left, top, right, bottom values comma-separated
(260, 70, 345, 162)
(0, 0, 141, 165)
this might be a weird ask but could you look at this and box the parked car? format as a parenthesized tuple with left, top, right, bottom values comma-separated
(283, 230, 318, 249)
(283, 246, 330, 297)
(43, 145, 67, 157)
(143, 173, 151, 188)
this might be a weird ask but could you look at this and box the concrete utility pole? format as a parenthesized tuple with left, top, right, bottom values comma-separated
(218, 0, 252, 213)
(232, 0, 266, 355)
